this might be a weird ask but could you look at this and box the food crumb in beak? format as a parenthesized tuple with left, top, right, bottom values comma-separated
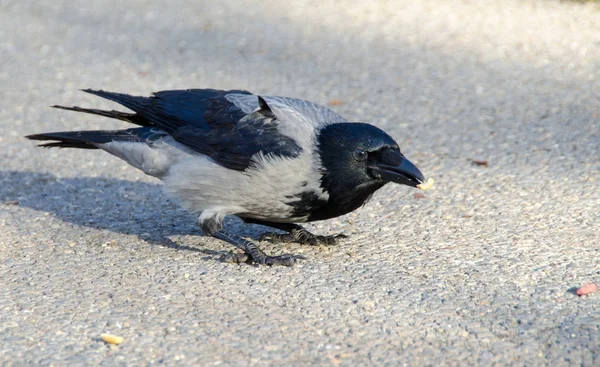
(417, 178, 434, 191)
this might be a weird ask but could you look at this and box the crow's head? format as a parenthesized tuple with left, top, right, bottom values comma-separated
(315, 123, 424, 216)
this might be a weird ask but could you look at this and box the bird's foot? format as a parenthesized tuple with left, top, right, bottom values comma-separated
(260, 228, 347, 246)
(213, 230, 304, 266)
(220, 251, 304, 266)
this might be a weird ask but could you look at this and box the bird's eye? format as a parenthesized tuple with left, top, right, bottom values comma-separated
(353, 149, 368, 161)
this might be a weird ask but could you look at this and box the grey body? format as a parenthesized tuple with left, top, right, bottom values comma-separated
(97, 93, 344, 227)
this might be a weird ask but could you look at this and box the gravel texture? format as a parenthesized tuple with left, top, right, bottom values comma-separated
(1, 0, 599, 365)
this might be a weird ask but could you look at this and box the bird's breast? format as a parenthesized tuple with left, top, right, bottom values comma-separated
(301, 181, 387, 222)
(285, 188, 375, 222)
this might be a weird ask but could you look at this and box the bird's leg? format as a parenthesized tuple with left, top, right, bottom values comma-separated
(243, 219, 347, 246)
(198, 215, 302, 266)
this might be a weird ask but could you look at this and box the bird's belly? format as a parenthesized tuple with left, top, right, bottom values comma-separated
(163, 154, 327, 221)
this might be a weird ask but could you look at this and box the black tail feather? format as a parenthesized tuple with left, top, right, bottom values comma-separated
(81, 89, 150, 116)
(26, 128, 150, 149)
(38, 141, 99, 149)
(80, 89, 183, 133)
(51, 105, 152, 127)
(26, 132, 100, 149)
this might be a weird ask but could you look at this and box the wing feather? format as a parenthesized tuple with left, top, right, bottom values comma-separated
(81, 89, 344, 171)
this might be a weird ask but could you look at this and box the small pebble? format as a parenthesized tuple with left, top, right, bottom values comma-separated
(576, 283, 598, 296)
(471, 159, 489, 167)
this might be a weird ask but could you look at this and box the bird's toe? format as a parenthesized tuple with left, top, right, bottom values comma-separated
(220, 252, 250, 264)
(263, 254, 305, 266)
(259, 232, 294, 243)
(328, 233, 348, 244)
(259, 228, 346, 246)
(310, 233, 346, 246)
(317, 235, 337, 245)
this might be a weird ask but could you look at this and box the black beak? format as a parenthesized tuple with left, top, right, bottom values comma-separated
(369, 150, 425, 188)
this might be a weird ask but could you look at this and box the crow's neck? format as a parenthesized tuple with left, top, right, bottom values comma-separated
(311, 169, 386, 220)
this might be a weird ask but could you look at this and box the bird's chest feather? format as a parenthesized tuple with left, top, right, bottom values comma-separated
(288, 181, 386, 222)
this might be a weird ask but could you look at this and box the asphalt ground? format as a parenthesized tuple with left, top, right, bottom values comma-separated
(1, 0, 599, 365)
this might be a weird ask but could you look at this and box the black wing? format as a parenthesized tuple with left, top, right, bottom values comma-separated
(81, 89, 302, 171)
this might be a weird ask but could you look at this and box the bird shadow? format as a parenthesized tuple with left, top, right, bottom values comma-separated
(0, 170, 270, 261)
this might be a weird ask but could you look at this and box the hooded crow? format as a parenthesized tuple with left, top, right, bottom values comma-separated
(27, 89, 427, 266)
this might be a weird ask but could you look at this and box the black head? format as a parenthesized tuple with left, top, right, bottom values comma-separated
(314, 122, 425, 219)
